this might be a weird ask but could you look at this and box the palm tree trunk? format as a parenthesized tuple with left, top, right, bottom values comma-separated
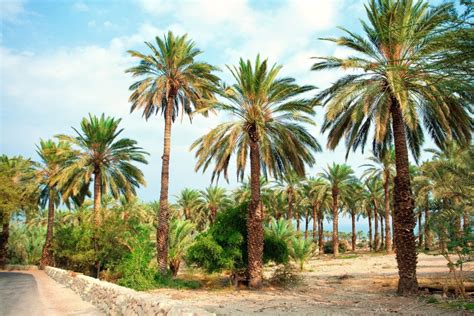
(380, 216, 384, 249)
(318, 216, 324, 254)
(418, 212, 423, 247)
(296, 213, 301, 232)
(374, 205, 379, 251)
(287, 191, 293, 221)
(312, 204, 318, 242)
(332, 189, 339, 257)
(247, 129, 263, 289)
(304, 209, 309, 239)
(210, 206, 217, 223)
(40, 189, 55, 269)
(455, 216, 462, 238)
(463, 210, 469, 232)
(391, 99, 418, 295)
(424, 203, 431, 250)
(351, 210, 356, 252)
(384, 172, 392, 253)
(157, 96, 174, 274)
(93, 170, 102, 277)
(0, 214, 9, 269)
(367, 208, 373, 252)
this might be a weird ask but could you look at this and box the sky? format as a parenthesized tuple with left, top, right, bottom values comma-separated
(0, 0, 443, 231)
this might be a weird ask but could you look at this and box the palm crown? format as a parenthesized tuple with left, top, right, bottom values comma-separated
(313, 0, 472, 159)
(192, 55, 321, 181)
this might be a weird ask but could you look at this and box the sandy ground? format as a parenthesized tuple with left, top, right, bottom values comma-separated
(0, 270, 102, 316)
(150, 253, 474, 315)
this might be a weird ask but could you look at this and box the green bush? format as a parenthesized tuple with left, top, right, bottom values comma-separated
(186, 204, 290, 274)
(323, 240, 347, 254)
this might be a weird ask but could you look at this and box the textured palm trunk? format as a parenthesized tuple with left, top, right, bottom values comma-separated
(93, 170, 102, 277)
(332, 188, 339, 257)
(296, 213, 301, 232)
(463, 210, 470, 232)
(304, 209, 309, 239)
(247, 128, 263, 289)
(418, 212, 423, 247)
(210, 206, 217, 223)
(0, 214, 9, 269)
(384, 172, 392, 253)
(380, 216, 384, 249)
(157, 96, 174, 274)
(287, 191, 293, 221)
(351, 210, 356, 252)
(424, 204, 432, 250)
(374, 204, 379, 251)
(312, 204, 318, 242)
(454, 216, 462, 238)
(40, 189, 55, 269)
(318, 217, 324, 254)
(391, 99, 418, 295)
(367, 208, 373, 252)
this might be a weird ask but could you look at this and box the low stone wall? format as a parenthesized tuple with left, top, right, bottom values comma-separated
(45, 266, 214, 316)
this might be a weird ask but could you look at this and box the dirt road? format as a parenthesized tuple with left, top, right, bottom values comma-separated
(0, 270, 102, 316)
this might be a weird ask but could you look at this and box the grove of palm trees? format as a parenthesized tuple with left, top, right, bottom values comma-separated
(1, 0, 472, 314)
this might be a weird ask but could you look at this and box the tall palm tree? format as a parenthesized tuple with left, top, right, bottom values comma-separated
(362, 149, 395, 253)
(36, 139, 75, 268)
(319, 163, 355, 257)
(365, 177, 384, 251)
(126, 32, 220, 273)
(277, 171, 304, 222)
(305, 177, 331, 250)
(311, 0, 472, 295)
(192, 56, 321, 288)
(56, 114, 148, 276)
(342, 181, 363, 252)
(200, 186, 230, 223)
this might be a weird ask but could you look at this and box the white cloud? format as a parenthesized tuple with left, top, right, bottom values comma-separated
(0, 0, 27, 23)
(73, 1, 89, 12)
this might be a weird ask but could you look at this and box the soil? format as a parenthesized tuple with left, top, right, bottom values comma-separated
(149, 253, 474, 315)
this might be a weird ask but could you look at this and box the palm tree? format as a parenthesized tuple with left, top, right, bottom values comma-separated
(174, 188, 206, 228)
(312, 0, 472, 295)
(277, 171, 304, 222)
(362, 149, 395, 253)
(56, 114, 148, 276)
(200, 186, 230, 223)
(319, 163, 355, 257)
(126, 32, 220, 273)
(168, 219, 195, 276)
(305, 177, 331, 250)
(192, 56, 321, 288)
(342, 181, 363, 252)
(36, 139, 75, 268)
(0, 155, 36, 268)
(365, 177, 383, 251)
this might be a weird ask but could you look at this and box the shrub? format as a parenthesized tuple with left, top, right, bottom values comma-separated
(264, 234, 289, 265)
(323, 240, 348, 254)
(290, 237, 316, 271)
(269, 264, 301, 287)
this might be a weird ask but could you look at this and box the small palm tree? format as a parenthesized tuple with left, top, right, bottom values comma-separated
(264, 217, 297, 244)
(36, 139, 75, 268)
(290, 237, 317, 271)
(319, 163, 355, 257)
(362, 149, 395, 253)
(168, 219, 195, 276)
(126, 32, 220, 273)
(192, 56, 321, 288)
(200, 186, 231, 223)
(312, 0, 472, 295)
(174, 188, 207, 230)
(56, 114, 148, 276)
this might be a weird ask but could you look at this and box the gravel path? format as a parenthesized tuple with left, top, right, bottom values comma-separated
(0, 270, 102, 316)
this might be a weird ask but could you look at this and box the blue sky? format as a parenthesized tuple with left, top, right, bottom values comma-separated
(1, 0, 443, 231)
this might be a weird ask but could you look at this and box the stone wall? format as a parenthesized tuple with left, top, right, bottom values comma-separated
(45, 266, 214, 316)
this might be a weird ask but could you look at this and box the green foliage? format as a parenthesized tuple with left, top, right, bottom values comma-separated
(187, 204, 291, 273)
(269, 264, 302, 288)
(290, 237, 316, 271)
(8, 223, 45, 264)
(168, 219, 195, 276)
(324, 240, 347, 254)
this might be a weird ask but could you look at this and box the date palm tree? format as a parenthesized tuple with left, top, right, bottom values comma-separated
(312, 0, 472, 295)
(126, 32, 220, 273)
(365, 177, 384, 251)
(305, 177, 331, 250)
(319, 163, 355, 257)
(277, 171, 304, 222)
(36, 139, 75, 268)
(174, 188, 205, 227)
(362, 148, 395, 253)
(200, 186, 231, 223)
(55, 114, 148, 276)
(192, 56, 321, 288)
(342, 181, 363, 252)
